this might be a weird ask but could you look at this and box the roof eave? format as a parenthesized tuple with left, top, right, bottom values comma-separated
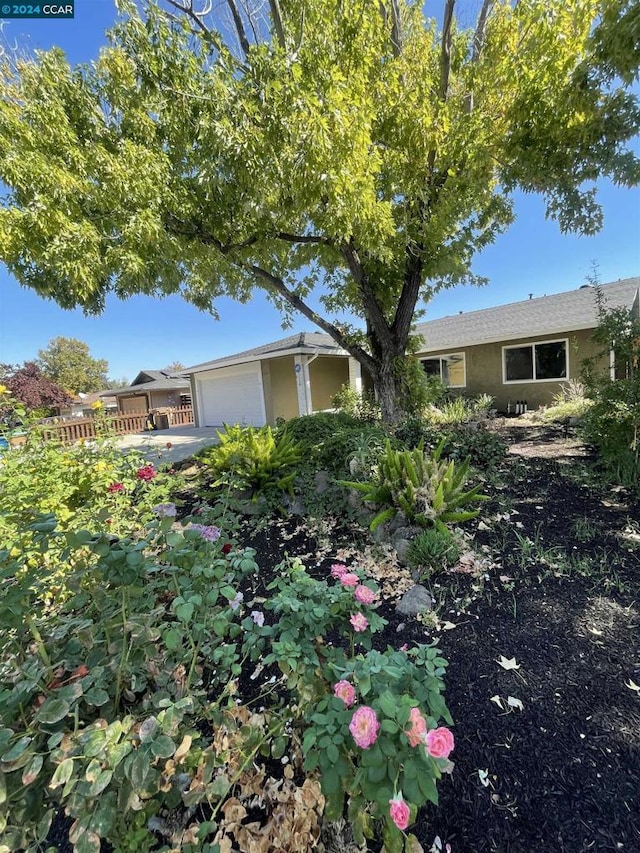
(185, 346, 349, 375)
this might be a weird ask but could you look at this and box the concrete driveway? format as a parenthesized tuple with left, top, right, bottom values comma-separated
(116, 426, 221, 466)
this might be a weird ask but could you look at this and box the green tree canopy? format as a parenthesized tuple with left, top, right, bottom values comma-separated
(0, 0, 638, 420)
(37, 337, 109, 394)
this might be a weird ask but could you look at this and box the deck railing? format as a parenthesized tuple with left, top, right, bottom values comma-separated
(38, 407, 194, 445)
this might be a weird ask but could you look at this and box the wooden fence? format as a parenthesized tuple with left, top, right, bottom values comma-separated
(39, 407, 194, 445)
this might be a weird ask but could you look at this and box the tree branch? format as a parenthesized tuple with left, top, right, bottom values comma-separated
(246, 262, 377, 372)
(464, 0, 493, 113)
(341, 240, 394, 349)
(380, 0, 403, 57)
(440, 0, 455, 101)
(226, 0, 251, 57)
(472, 0, 493, 62)
(165, 0, 212, 38)
(275, 232, 329, 245)
(268, 0, 286, 50)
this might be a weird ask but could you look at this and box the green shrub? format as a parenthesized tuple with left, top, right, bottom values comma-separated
(443, 425, 508, 469)
(342, 439, 487, 531)
(540, 380, 593, 422)
(0, 512, 259, 853)
(427, 396, 474, 425)
(393, 417, 445, 450)
(279, 412, 387, 476)
(394, 419, 507, 469)
(580, 378, 640, 489)
(407, 527, 461, 578)
(199, 423, 302, 497)
(278, 410, 363, 446)
(0, 418, 176, 577)
(331, 384, 381, 421)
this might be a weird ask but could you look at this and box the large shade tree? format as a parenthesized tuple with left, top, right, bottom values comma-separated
(0, 0, 638, 421)
(37, 336, 110, 394)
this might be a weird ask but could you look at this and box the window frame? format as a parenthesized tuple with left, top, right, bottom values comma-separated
(502, 338, 569, 384)
(420, 352, 466, 388)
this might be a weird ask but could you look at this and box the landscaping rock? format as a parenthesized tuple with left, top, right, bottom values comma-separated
(391, 525, 422, 546)
(388, 511, 408, 533)
(394, 538, 412, 566)
(395, 585, 433, 616)
(239, 497, 269, 516)
(314, 470, 331, 494)
(347, 488, 363, 510)
(282, 494, 307, 516)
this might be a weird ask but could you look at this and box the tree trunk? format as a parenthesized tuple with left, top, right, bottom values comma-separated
(366, 329, 405, 425)
(375, 366, 402, 425)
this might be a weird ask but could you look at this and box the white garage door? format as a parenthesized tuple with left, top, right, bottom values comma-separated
(196, 363, 266, 427)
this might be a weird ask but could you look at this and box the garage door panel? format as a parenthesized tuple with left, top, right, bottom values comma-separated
(197, 363, 265, 427)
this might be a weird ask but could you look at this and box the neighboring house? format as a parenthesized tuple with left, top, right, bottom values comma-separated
(59, 391, 118, 419)
(184, 277, 639, 426)
(105, 371, 192, 414)
(414, 277, 639, 411)
(185, 332, 360, 427)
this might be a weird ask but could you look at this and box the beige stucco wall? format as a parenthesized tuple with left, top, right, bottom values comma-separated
(419, 328, 606, 411)
(309, 356, 350, 411)
(265, 356, 299, 423)
(150, 390, 182, 409)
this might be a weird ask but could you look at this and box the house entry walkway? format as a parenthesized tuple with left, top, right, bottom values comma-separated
(116, 425, 222, 466)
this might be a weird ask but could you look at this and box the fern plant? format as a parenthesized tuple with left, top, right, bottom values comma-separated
(341, 438, 487, 531)
(199, 424, 302, 498)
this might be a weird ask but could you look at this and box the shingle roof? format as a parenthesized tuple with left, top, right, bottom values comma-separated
(415, 277, 639, 352)
(106, 370, 190, 397)
(184, 332, 347, 374)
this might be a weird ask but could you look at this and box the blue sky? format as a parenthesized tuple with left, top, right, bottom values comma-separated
(0, 1, 638, 381)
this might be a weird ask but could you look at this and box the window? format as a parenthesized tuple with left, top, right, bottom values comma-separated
(503, 339, 568, 383)
(421, 353, 466, 387)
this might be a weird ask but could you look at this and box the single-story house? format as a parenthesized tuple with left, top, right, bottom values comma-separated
(184, 277, 639, 425)
(105, 371, 192, 414)
(185, 332, 366, 427)
(414, 276, 639, 411)
(59, 391, 118, 419)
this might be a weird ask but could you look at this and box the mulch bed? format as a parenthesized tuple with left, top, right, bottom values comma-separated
(235, 424, 640, 853)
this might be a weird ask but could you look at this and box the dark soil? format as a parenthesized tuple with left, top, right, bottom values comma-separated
(237, 423, 640, 853)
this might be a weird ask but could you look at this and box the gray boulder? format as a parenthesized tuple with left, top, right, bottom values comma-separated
(395, 585, 433, 616)
(314, 470, 331, 494)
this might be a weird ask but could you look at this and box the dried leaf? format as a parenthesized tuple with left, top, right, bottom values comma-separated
(478, 769, 490, 787)
(496, 655, 520, 670)
(626, 679, 640, 694)
(507, 696, 524, 711)
(490, 695, 504, 709)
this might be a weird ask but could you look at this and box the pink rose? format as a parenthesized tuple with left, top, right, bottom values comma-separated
(389, 794, 411, 831)
(340, 572, 359, 587)
(405, 707, 427, 748)
(349, 706, 380, 749)
(350, 613, 369, 632)
(425, 726, 455, 759)
(354, 585, 376, 605)
(331, 563, 348, 579)
(107, 482, 124, 493)
(333, 680, 356, 707)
